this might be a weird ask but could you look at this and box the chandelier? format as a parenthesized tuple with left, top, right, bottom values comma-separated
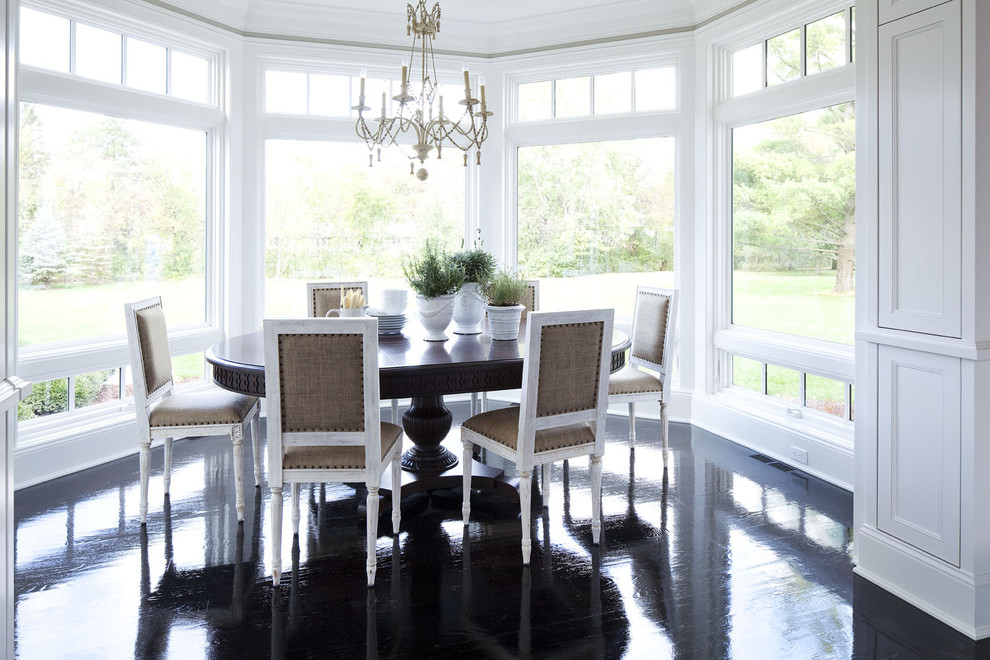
(353, 0, 492, 181)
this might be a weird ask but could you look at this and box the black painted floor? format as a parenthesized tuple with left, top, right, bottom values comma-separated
(13, 403, 990, 659)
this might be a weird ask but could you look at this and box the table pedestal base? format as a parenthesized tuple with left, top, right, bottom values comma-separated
(400, 395, 459, 472)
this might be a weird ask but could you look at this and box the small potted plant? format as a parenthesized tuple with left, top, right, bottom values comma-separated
(451, 234, 497, 335)
(481, 269, 528, 340)
(402, 240, 465, 341)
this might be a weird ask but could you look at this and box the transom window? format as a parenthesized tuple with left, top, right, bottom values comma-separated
(731, 7, 854, 97)
(517, 66, 675, 121)
(263, 68, 467, 120)
(19, 6, 212, 105)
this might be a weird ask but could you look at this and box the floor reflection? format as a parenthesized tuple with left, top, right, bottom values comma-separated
(14, 403, 990, 658)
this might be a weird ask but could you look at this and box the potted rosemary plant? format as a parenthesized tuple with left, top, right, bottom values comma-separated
(481, 269, 528, 340)
(451, 236, 497, 335)
(402, 240, 465, 341)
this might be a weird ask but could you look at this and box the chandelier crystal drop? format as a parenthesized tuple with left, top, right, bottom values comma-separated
(352, 0, 492, 180)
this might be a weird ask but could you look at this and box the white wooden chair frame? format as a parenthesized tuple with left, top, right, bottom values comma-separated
(264, 317, 402, 587)
(125, 296, 261, 524)
(306, 281, 369, 318)
(461, 308, 614, 564)
(608, 286, 678, 463)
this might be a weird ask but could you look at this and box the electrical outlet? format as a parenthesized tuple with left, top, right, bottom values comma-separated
(789, 446, 808, 465)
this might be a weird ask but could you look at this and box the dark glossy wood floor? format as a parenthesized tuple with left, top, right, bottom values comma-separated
(14, 402, 990, 659)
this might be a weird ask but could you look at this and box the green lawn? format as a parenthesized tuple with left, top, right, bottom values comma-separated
(19, 279, 206, 346)
(733, 271, 854, 345)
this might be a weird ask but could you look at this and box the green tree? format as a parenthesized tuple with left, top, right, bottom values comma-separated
(732, 103, 855, 293)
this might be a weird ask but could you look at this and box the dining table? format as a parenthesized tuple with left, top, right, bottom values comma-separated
(206, 318, 630, 501)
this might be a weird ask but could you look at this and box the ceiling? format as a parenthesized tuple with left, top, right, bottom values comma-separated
(153, 0, 746, 55)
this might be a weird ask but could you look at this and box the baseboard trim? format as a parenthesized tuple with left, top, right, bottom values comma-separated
(855, 526, 990, 639)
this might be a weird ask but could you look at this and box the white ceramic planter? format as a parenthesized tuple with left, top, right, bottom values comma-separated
(416, 294, 456, 341)
(452, 282, 486, 335)
(485, 304, 525, 341)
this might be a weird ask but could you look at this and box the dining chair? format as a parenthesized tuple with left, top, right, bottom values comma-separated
(473, 279, 540, 416)
(520, 280, 540, 320)
(124, 296, 261, 524)
(306, 281, 400, 424)
(607, 286, 678, 464)
(307, 281, 368, 318)
(263, 317, 403, 586)
(461, 308, 614, 564)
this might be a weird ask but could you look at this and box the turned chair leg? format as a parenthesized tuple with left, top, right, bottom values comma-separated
(270, 486, 283, 585)
(591, 455, 603, 545)
(520, 470, 533, 565)
(232, 426, 246, 522)
(461, 439, 474, 524)
(139, 440, 151, 524)
(391, 454, 402, 534)
(366, 486, 380, 586)
(291, 483, 301, 536)
(660, 400, 669, 467)
(627, 402, 637, 448)
(251, 415, 262, 487)
(163, 437, 173, 495)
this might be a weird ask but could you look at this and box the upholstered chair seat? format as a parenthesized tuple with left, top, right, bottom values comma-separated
(125, 296, 261, 525)
(608, 367, 662, 396)
(264, 317, 402, 587)
(148, 391, 259, 428)
(607, 286, 678, 465)
(461, 309, 614, 565)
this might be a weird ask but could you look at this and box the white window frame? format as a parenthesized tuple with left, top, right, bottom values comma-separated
(710, 0, 856, 446)
(504, 48, 684, 327)
(254, 49, 483, 305)
(16, 2, 227, 444)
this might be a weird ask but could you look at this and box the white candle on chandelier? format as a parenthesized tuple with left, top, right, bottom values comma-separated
(462, 60, 471, 97)
(439, 95, 444, 120)
(381, 92, 387, 115)
(359, 66, 367, 100)
(401, 56, 409, 87)
(479, 74, 486, 105)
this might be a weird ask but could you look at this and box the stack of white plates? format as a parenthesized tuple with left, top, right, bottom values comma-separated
(371, 313, 407, 335)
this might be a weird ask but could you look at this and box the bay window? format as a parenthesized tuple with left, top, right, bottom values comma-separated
(17, 4, 223, 433)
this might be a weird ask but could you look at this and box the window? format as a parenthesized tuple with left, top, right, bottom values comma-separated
(19, 103, 208, 346)
(264, 140, 466, 317)
(17, 5, 221, 439)
(731, 103, 855, 345)
(19, 6, 212, 104)
(517, 138, 674, 316)
(516, 65, 675, 121)
(731, 7, 854, 97)
(728, 355, 854, 421)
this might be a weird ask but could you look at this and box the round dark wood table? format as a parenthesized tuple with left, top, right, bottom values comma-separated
(206, 320, 629, 498)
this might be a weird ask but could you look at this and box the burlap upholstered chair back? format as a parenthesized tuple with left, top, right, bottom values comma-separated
(517, 309, 614, 467)
(307, 281, 369, 318)
(629, 287, 678, 378)
(520, 281, 540, 319)
(125, 297, 174, 407)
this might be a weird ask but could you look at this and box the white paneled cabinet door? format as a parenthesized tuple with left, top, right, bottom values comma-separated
(879, 0, 953, 25)
(878, 1, 961, 338)
(877, 345, 960, 565)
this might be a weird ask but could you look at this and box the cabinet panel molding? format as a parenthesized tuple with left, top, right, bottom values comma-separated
(877, 345, 961, 565)
(879, 0, 953, 24)
(878, 1, 962, 338)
